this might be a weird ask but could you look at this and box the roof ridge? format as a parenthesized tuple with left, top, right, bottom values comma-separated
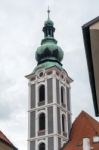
(63, 111, 99, 150)
(81, 111, 99, 134)
(0, 130, 14, 146)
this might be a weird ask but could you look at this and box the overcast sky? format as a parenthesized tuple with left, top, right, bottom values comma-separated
(0, 0, 99, 150)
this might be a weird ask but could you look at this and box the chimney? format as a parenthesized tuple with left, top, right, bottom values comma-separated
(83, 138, 91, 150)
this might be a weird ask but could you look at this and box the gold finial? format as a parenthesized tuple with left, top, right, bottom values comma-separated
(47, 6, 50, 20)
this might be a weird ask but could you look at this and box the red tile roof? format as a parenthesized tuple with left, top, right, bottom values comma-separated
(0, 130, 17, 149)
(63, 111, 99, 150)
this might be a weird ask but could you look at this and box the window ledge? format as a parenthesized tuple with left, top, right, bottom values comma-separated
(38, 101, 45, 106)
(38, 130, 45, 136)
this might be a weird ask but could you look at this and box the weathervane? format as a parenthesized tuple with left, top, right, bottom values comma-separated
(47, 6, 50, 20)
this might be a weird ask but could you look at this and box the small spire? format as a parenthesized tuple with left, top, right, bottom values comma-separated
(43, 7, 55, 37)
(47, 6, 50, 20)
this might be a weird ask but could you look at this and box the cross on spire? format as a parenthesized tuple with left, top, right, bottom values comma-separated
(47, 6, 50, 20)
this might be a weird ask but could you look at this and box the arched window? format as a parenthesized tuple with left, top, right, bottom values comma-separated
(39, 113, 45, 130)
(39, 85, 45, 102)
(61, 87, 65, 104)
(62, 114, 65, 133)
(39, 143, 45, 150)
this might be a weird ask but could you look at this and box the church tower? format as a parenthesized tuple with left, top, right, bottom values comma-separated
(26, 9, 73, 150)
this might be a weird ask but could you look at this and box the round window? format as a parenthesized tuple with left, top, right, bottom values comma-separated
(39, 72, 44, 77)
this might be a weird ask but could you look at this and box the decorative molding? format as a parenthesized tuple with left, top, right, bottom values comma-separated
(28, 103, 70, 113)
(28, 133, 68, 141)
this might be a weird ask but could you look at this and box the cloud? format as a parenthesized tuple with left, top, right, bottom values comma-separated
(0, 0, 99, 150)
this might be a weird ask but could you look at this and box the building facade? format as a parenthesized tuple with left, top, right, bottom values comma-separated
(26, 10, 72, 150)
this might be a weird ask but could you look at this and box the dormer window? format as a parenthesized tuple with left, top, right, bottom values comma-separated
(93, 136, 99, 143)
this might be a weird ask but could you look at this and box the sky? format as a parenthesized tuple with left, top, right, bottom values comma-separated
(0, 0, 99, 150)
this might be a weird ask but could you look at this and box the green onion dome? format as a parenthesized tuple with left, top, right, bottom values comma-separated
(35, 37, 64, 64)
(44, 19, 54, 26)
(35, 14, 64, 65)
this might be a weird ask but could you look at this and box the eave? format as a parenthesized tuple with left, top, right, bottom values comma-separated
(82, 16, 99, 116)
